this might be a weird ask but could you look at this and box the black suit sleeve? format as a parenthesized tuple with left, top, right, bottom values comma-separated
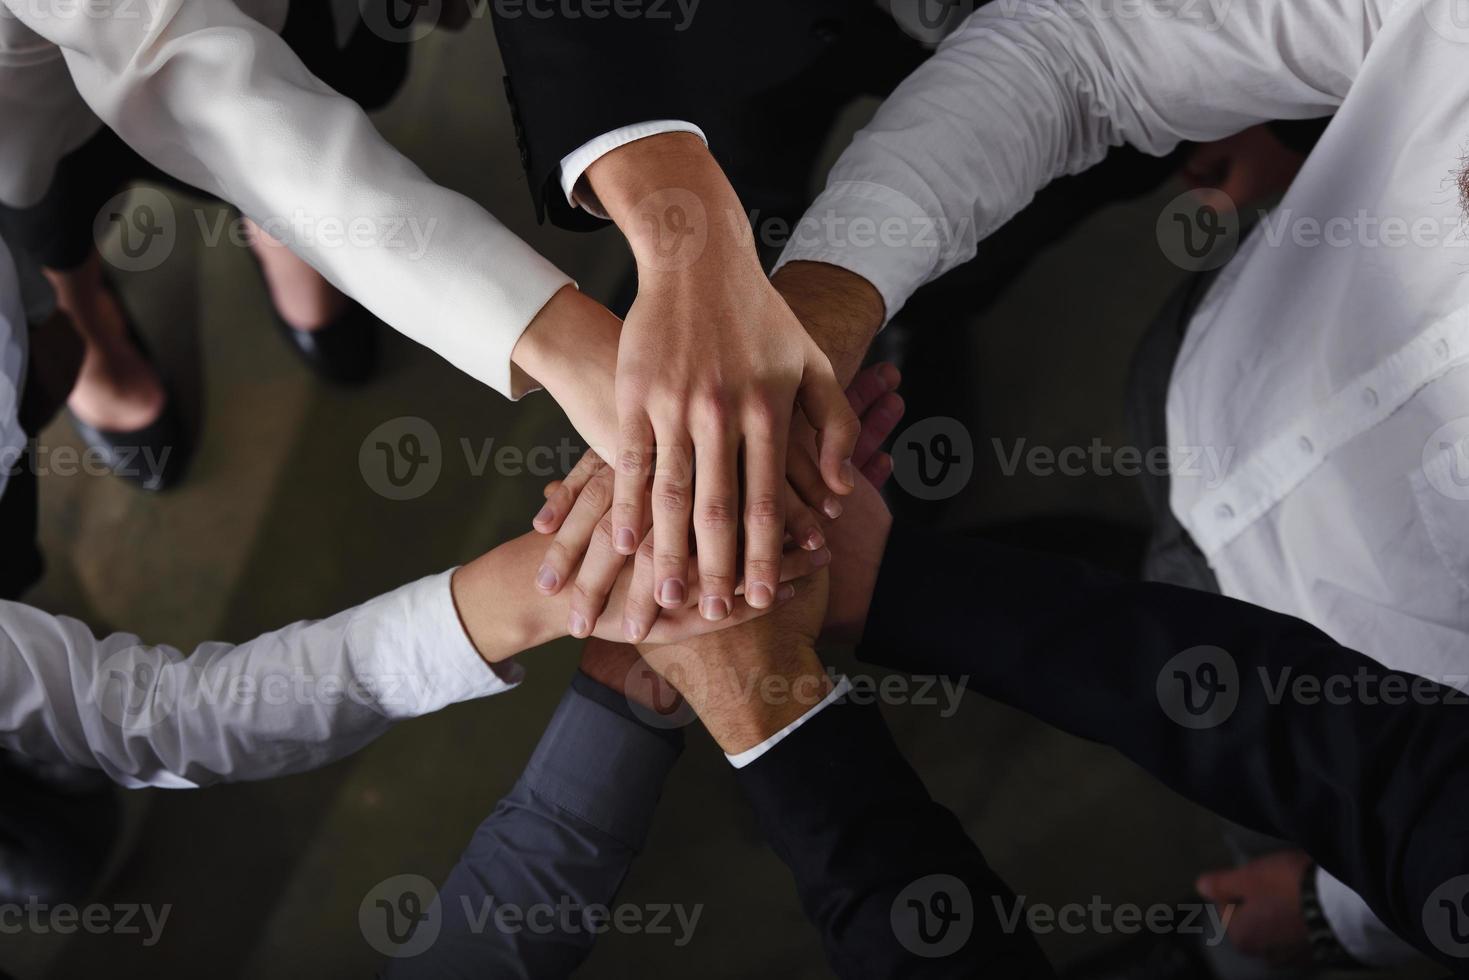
(857, 522, 1469, 970)
(734, 698, 1055, 979)
(487, 0, 923, 228)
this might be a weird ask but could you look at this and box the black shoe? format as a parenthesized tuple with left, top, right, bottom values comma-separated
(71, 400, 191, 492)
(69, 319, 193, 493)
(271, 300, 380, 386)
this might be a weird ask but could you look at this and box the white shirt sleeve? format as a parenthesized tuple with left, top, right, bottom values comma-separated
(0, 570, 520, 790)
(774, 0, 1391, 320)
(557, 120, 708, 219)
(1315, 866, 1425, 968)
(726, 675, 850, 769)
(3, 0, 573, 399)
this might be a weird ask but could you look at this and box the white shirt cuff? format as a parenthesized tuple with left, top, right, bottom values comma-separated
(772, 180, 946, 325)
(557, 120, 708, 219)
(725, 675, 851, 769)
(348, 569, 524, 720)
(1314, 867, 1424, 967)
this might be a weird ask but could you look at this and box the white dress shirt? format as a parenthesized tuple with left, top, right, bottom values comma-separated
(0, 0, 573, 398)
(0, 569, 519, 789)
(772, 0, 1467, 963)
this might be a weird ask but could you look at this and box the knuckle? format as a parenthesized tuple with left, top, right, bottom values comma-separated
(745, 555, 782, 581)
(655, 485, 690, 515)
(617, 448, 647, 478)
(592, 516, 617, 547)
(579, 474, 612, 511)
(636, 536, 658, 561)
(744, 494, 783, 528)
(571, 580, 606, 609)
(695, 495, 738, 532)
(543, 540, 573, 570)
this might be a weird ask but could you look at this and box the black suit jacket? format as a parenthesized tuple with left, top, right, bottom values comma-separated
(488, 0, 929, 228)
(735, 697, 1056, 978)
(858, 522, 1469, 972)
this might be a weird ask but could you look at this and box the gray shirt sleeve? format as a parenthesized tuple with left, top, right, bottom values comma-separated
(385, 676, 683, 979)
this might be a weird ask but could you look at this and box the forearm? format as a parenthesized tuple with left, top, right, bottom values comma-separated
(588, 131, 759, 280)
(387, 680, 681, 978)
(776, 0, 1365, 320)
(0, 573, 509, 788)
(735, 699, 1054, 979)
(509, 284, 622, 458)
(858, 523, 1469, 966)
(772, 261, 885, 386)
(24, 0, 569, 397)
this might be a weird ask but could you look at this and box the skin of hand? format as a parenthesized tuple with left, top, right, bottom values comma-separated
(514, 282, 828, 638)
(770, 260, 887, 388)
(1195, 850, 1312, 967)
(636, 567, 834, 756)
(510, 284, 623, 457)
(584, 133, 861, 622)
(448, 525, 826, 666)
(533, 449, 833, 642)
(578, 637, 686, 719)
(1180, 124, 1307, 213)
(532, 364, 902, 642)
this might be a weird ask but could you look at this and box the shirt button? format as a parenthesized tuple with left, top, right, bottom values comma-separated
(1214, 503, 1235, 521)
(1361, 387, 1379, 408)
(1436, 338, 1451, 360)
(1298, 436, 1314, 454)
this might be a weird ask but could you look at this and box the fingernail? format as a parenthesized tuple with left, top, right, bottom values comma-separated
(533, 504, 555, 528)
(748, 583, 773, 608)
(823, 497, 844, 519)
(812, 547, 832, 567)
(701, 596, 729, 621)
(615, 528, 637, 553)
(840, 459, 856, 488)
(536, 565, 559, 591)
(624, 618, 641, 642)
(805, 528, 825, 550)
(660, 579, 686, 606)
(776, 583, 796, 600)
(568, 611, 588, 637)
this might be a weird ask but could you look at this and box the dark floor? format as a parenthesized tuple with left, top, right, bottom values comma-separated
(0, 17, 1431, 980)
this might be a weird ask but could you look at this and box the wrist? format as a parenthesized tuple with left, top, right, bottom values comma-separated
(684, 646, 833, 755)
(511, 286, 622, 457)
(772, 261, 885, 385)
(451, 536, 568, 664)
(586, 133, 756, 275)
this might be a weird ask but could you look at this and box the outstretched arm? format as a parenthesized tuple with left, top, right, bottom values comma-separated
(4, 0, 572, 399)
